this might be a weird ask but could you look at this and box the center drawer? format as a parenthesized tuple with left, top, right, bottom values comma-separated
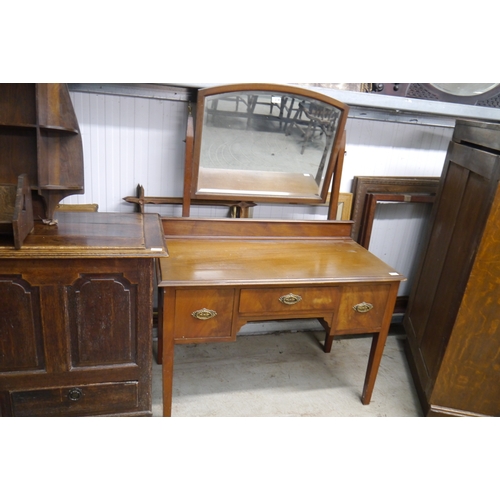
(239, 287, 338, 315)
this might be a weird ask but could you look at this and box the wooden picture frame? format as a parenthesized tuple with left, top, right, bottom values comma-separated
(359, 192, 436, 249)
(325, 192, 352, 220)
(351, 176, 441, 243)
(350, 176, 441, 314)
(336, 192, 353, 220)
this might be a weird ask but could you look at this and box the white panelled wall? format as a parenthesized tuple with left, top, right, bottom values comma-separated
(342, 119, 452, 188)
(67, 89, 454, 297)
(68, 91, 190, 215)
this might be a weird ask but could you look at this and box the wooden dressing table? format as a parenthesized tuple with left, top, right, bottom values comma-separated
(154, 83, 405, 417)
(157, 218, 405, 417)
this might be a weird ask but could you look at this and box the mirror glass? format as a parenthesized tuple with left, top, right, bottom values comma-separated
(430, 83, 498, 97)
(192, 86, 348, 203)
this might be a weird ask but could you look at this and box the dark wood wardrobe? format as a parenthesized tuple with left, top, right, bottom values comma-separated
(404, 119, 500, 417)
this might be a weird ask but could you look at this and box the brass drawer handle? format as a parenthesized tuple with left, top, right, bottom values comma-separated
(68, 388, 83, 402)
(279, 293, 302, 305)
(353, 302, 374, 313)
(192, 308, 218, 320)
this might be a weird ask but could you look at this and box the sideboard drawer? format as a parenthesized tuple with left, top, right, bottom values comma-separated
(174, 288, 235, 341)
(239, 287, 338, 315)
(11, 381, 139, 417)
(336, 284, 391, 332)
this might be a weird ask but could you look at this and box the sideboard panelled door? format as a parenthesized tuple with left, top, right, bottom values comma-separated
(0, 276, 44, 372)
(67, 274, 138, 367)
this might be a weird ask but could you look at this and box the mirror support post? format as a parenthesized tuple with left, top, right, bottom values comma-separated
(182, 109, 195, 217)
(327, 130, 346, 220)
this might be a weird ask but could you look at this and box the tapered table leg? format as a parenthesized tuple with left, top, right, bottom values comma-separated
(161, 288, 175, 417)
(361, 282, 399, 404)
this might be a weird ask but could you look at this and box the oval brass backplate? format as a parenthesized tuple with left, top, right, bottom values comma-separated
(192, 308, 218, 320)
(353, 302, 374, 313)
(279, 293, 302, 305)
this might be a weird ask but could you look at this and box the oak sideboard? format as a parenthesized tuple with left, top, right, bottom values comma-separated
(0, 212, 167, 417)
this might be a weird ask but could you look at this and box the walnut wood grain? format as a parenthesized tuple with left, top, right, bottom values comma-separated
(158, 238, 402, 287)
(158, 217, 405, 416)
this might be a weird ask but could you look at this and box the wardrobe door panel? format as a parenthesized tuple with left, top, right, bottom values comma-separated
(420, 169, 495, 379)
(407, 160, 469, 345)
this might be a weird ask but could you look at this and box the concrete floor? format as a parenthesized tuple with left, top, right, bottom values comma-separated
(151, 324, 423, 417)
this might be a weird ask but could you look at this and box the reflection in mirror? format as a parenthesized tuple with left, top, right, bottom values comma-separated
(430, 83, 498, 97)
(191, 85, 348, 205)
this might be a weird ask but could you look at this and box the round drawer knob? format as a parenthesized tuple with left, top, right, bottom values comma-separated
(67, 388, 83, 401)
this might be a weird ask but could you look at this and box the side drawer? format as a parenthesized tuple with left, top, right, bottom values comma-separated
(239, 287, 338, 315)
(173, 288, 235, 341)
(336, 284, 391, 333)
(11, 381, 139, 417)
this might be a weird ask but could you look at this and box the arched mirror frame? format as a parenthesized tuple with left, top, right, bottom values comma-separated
(182, 83, 349, 218)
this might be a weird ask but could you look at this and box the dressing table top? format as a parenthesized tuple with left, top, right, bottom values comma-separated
(157, 218, 405, 287)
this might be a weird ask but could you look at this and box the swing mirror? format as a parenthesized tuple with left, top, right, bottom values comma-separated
(189, 83, 349, 204)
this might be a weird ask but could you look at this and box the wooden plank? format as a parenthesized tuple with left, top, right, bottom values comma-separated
(55, 203, 98, 212)
(161, 217, 353, 239)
